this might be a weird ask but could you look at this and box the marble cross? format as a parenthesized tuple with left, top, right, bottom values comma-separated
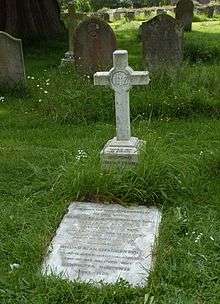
(94, 50, 150, 165)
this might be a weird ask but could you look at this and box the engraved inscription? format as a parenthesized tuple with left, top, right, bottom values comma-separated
(43, 202, 161, 286)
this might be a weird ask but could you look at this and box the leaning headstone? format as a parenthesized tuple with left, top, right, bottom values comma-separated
(175, 0, 194, 32)
(61, 2, 86, 66)
(43, 202, 161, 286)
(0, 31, 26, 88)
(74, 17, 117, 75)
(94, 50, 149, 166)
(140, 15, 183, 70)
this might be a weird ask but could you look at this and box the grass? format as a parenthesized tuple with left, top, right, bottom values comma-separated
(0, 19, 220, 304)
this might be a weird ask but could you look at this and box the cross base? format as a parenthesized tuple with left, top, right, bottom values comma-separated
(101, 137, 145, 166)
(60, 51, 75, 67)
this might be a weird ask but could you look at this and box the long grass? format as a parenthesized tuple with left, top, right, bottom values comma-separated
(0, 19, 219, 304)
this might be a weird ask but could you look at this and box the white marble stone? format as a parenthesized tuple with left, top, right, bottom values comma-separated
(43, 202, 161, 286)
(94, 50, 150, 165)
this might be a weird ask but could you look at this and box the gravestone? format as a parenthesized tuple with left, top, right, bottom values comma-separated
(125, 11, 135, 22)
(140, 15, 183, 70)
(43, 202, 161, 286)
(156, 8, 167, 15)
(175, 0, 194, 32)
(94, 50, 149, 166)
(74, 17, 117, 75)
(198, 0, 210, 4)
(0, 31, 26, 88)
(61, 1, 86, 66)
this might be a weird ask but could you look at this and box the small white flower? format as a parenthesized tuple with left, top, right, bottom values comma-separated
(199, 151, 203, 156)
(46, 83, 50, 86)
(39, 99, 42, 103)
(10, 263, 20, 271)
(27, 76, 31, 79)
(210, 236, 214, 241)
(0, 96, 5, 102)
(87, 75, 90, 79)
(37, 84, 40, 87)
(44, 91, 48, 94)
(31, 76, 35, 80)
(46, 79, 50, 82)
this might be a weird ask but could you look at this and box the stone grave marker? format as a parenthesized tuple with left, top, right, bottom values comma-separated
(175, 0, 194, 32)
(140, 14, 183, 70)
(94, 50, 149, 166)
(0, 31, 26, 88)
(43, 202, 161, 286)
(74, 17, 117, 75)
(61, 1, 86, 65)
(125, 11, 135, 22)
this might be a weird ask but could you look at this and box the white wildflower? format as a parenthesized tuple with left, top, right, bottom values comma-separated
(44, 91, 48, 94)
(10, 263, 20, 271)
(210, 236, 214, 241)
(0, 96, 5, 102)
(31, 76, 35, 80)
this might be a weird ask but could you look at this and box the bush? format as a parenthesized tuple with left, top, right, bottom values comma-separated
(75, 0, 92, 12)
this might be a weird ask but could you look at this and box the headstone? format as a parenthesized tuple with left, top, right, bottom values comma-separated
(74, 17, 117, 75)
(140, 15, 183, 70)
(61, 1, 86, 66)
(198, 0, 210, 4)
(113, 11, 122, 21)
(0, 31, 26, 88)
(99, 12, 110, 23)
(175, 0, 194, 32)
(43, 202, 161, 286)
(125, 11, 135, 22)
(156, 8, 167, 15)
(206, 6, 215, 18)
(94, 50, 149, 166)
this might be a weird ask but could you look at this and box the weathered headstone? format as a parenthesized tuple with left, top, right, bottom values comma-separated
(43, 202, 161, 286)
(140, 15, 183, 70)
(175, 0, 194, 32)
(156, 8, 167, 15)
(0, 31, 26, 88)
(61, 1, 86, 66)
(74, 17, 117, 75)
(198, 0, 210, 4)
(125, 11, 135, 22)
(94, 50, 149, 166)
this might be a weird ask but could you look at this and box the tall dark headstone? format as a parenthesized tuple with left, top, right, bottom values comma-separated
(175, 0, 194, 32)
(0, 31, 26, 88)
(74, 17, 117, 74)
(140, 15, 183, 70)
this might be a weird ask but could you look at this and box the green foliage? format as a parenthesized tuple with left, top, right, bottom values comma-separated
(75, 0, 92, 12)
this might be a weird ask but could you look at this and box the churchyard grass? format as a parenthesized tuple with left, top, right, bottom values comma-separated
(0, 20, 219, 303)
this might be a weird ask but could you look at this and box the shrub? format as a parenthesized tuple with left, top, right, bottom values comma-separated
(75, 0, 92, 12)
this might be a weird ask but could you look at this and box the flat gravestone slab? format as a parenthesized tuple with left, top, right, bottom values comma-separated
(43, 202, 161, 286)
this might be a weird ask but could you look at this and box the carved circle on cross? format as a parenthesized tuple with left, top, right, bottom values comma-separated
(110, 70, 131, 91)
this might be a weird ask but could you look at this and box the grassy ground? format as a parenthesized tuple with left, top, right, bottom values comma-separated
(0, 19, 220, 304)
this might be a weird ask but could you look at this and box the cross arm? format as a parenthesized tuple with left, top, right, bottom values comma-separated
(94, 72, 110, 86)
(131, 71, 150, 86)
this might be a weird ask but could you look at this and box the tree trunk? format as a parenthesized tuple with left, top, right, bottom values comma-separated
(0, 0, 63, 38)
